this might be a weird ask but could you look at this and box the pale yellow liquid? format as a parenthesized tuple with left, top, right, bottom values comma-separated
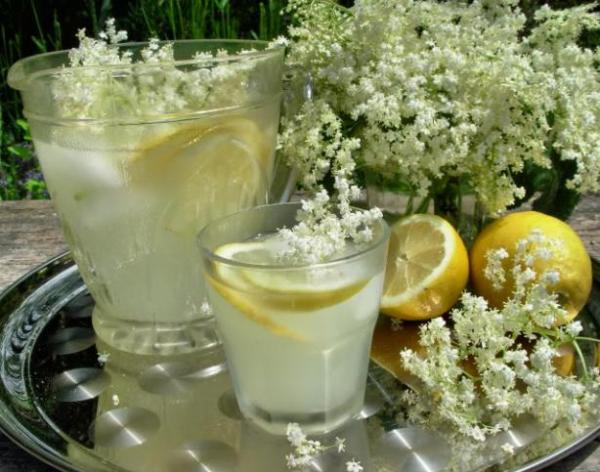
(207, 238, 385, 434)
(32, 100, 279, 354)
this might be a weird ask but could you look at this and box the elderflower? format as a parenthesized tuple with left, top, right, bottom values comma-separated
(278, 101, 383, 263)
(398, 230, 599, 441)
(346, 459, 364, 472)
(501, 443, 515, 455)
(285, 423, 324, 468)
(282, 0, 600, 218)
(97, 351, 110, 365)
(335, 437, 346, 453)
(53, 18, 282, 121)
(484, 248, 509, 291)
(285, 423, 356, 470)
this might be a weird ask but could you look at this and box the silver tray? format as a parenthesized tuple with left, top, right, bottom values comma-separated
(0, 253, 599, 472)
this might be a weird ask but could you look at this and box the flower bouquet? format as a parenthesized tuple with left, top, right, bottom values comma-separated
(276, 0, 600, 469)
(281, 0, 600, 225)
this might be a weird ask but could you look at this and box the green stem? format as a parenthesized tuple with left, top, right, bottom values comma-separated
(576, 336, 600, 343)
(461, 368, 477, 381)
(405, 193, 414, 215)
(457, 183, 463, 229)
(416, 195, 432, 213)
(536, 327, 561, 339)
(573, 340, 589, 380)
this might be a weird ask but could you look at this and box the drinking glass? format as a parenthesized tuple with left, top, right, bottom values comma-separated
(198, 203, 389, 434)
(8, 40, 292, 354)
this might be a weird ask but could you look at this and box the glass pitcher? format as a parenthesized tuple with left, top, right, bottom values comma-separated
(8, 40, 296, 355)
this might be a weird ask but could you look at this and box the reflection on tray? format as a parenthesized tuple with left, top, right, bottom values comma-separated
(0, 259, 598, 471)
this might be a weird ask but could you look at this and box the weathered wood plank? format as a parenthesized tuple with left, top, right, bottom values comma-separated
(568, 195, 600, 262)
(0, 200, 66, 291)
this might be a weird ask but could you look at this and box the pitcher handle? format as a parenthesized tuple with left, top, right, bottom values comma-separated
(270, 68, 313, 203)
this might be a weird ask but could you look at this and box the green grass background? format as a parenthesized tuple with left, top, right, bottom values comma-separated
(0, 0, 596, 200)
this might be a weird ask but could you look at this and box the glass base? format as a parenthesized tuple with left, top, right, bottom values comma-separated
(240, 394, 363, 435)
(92, 307, 221, 355)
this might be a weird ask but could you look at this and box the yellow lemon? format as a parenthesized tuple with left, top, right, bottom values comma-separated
(370, 317, 478, 387)
(553, 343, 576, 377)
(470, 211, 591, 324)
(380, 214, 469, 320)
(370, 317, 574, 388)
(370, 317, 426, 387)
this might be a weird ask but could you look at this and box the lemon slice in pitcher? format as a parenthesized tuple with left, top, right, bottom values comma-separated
(129, 117, 271, 237)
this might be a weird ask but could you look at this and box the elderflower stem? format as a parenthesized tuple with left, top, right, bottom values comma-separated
(416, 195, 432, 213)
(461, 368, 477, 381)
(572, 340, 590, 380)
(576, 336, 600, 343)
(536, 327, 561, 338)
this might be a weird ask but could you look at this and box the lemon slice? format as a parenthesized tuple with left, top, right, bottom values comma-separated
(214, 238, 368, 311)
(380, 214, 469, 320)
(206, 274, 306, 342)
(129, 117, 271, 237)
(130, 117, 271, 181)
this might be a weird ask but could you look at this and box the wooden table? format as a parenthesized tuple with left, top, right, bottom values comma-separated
(0, 199, 599, 471)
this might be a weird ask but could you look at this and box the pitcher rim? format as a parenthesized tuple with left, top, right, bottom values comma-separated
(8, 39, 284, 91)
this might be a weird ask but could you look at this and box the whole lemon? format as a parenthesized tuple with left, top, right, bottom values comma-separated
(470, 211, 591, 324)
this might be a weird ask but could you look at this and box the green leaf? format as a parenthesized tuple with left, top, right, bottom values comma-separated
(215, 0, 229, 12)
(510, 161, 554, 209)
(15, 119, 31, 140)
(530, 152, 581, 220)
(24, 178, 47, 199)
(7, 144, 32, 160)
(30, 36, 47, 54)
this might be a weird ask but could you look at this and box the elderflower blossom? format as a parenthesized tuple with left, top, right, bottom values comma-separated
(484, 248, 509, 291)
(282, 0, 600, 217)
(52, 18, 282, 121)
(399, 230, 599, 441)
(97, 351, 110, 365)
(285, 423, 324, 468)
(346, 459, 364, 472)
(501, 443, 515, 456)
(285, 423, 360, 470)
(278, 100, 383, 263)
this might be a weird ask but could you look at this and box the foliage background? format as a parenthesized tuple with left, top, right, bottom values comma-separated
(0, 0, 596, 200)
(0, 0, 287, 200)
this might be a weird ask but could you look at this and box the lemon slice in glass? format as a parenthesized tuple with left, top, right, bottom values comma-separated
(206, 274, 306, 342)
(214, 237, 368, 312)
(380, 214, 469, 320)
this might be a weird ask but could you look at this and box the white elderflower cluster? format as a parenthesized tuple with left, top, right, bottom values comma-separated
(484, 248, 509, 291)
(282, 0, 600, 216)
(398, 230, 599, 441)
(285, 423, 363, 471)
(97, 351, 110, 365)
(53, 19, 274, 120)
(285, 422, 324, 468)
(278, 98, 383, 263)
